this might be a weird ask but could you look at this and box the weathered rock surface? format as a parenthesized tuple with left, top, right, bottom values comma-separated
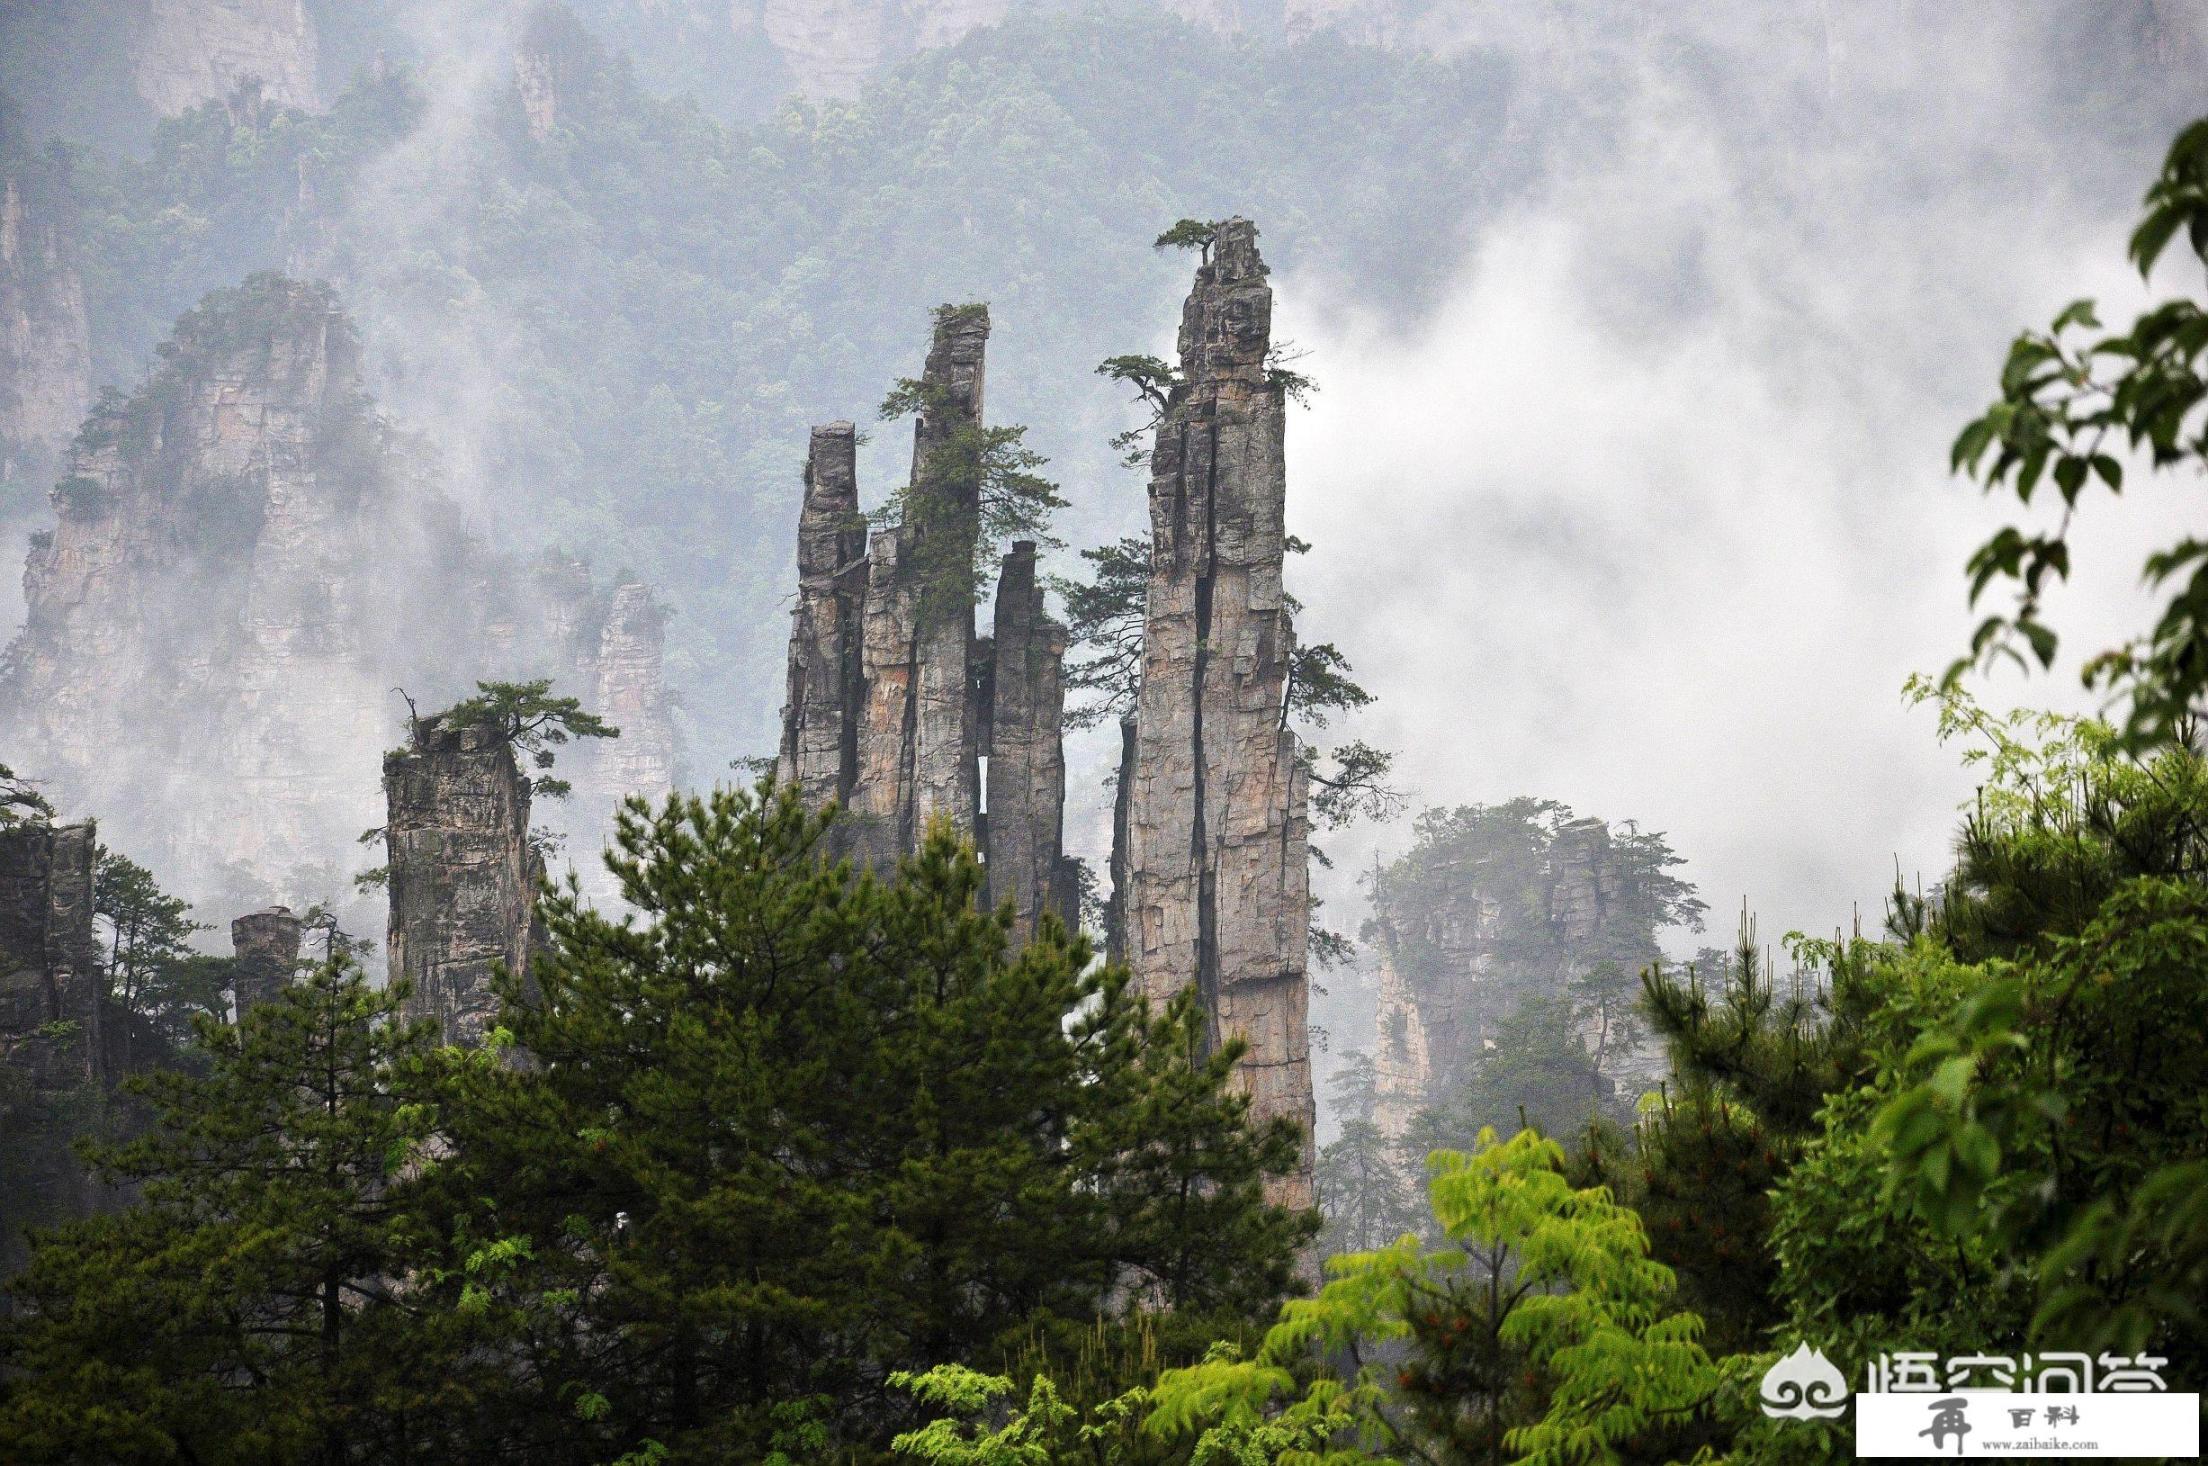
(0, 170, 90, 497)
(776, 422, 868, 814)
(0, 816, 103, 1268)
(1367, 813, 1676, 1141)
(0, 275, 677, 924)
(984, 541, 1075, 943)
(383, 719, 541, 1048)
(906, 305, 989, 842)
(0, 819, 100, 1092)
(130, 0, 318, 117)
(229, 905, 303, 1018)
(773, 310, 1075, 931)
(1120, 219, 1314, 1212)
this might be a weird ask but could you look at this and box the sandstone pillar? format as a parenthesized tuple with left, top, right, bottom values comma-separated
(1122, 219, 1314, 1212)
(776, 422, 868, 811)
(905, 305, 989, 840)
(0, 818, 100, 1089)
(383, 722, 540, 1047)
(984, 541, 1072, 942)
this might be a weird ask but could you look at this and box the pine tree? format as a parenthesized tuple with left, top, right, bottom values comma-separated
(0, 958, 452, 1464)
(1314, 1052, 1419, 1256)
(417, 780, 1312, 1460)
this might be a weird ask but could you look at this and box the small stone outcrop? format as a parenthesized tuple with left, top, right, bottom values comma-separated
(0, 819, 101, 1092)
(1117, 219, 1314, 1212)
(382, 720, 542, 1048)
(773, 309, 1076, 935)
(229, 905, 303, 1018)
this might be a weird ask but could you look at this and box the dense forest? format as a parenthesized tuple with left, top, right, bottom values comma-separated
(3, 2, 2207, 1462)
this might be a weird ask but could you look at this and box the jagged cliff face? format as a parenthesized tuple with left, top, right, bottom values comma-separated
(1366, 811, 1681, 1141)
(774, 309, 1076, 937)
(0, 171, 91, 499)
(130, 0, 318, 117)
(1, 278, 395, 914)
(383, 721, 540, 1047)
(1120, 219, 1314, 1213)
(0, 276, 677, 921)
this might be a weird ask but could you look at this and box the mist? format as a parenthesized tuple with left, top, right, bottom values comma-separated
(1270, 3, 2203, 1023)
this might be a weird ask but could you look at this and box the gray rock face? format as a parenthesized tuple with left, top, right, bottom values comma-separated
(1120, 219, 1314, 1212)
(776, 423, 868, 814)
(1367, 814, 1673, 1140)
(383, 720, 541, 1048)
(130, 0, 318, 116)
(907, 306, 989, 843)
(0, 819, 100, 1092)
(229, 905, 302, 1018)
(0, 277, 675, 924)
(0, 172, 91, 496)
(773, 312, 1075, 933)
(984, 541, 1075, 943)
(1105, 715, 1136, 965)
(567, 581, 679, 891)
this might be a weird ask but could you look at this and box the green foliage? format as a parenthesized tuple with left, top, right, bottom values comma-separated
(1314, 1053, 1420, 1258)
(1056, 536, 1151, 729)
(407, 781, 1310, 1457)
(93, 845, 228, 1054)
(1878, 876, 2208, 1360)
(1096, 355, 1183, 467)
(1153, 219, 1222, 256)
(0, 957, 456, 1462)
(418, 678, 617, 799)
(1948, 114, 2208, 747)
(0, 761, 54, 825)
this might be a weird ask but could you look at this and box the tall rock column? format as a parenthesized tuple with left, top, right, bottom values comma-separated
(383, 721, 542, 1047)
(0, 819, 100, 1090)
(229, 905, 303, 1018)
(776, 422, 868, 812)
(984, 541, 1073, 942)
(905, 305, 990, 841)
(1122, 219, 1314, 1211)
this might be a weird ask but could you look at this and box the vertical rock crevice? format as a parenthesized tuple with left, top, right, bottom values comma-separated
(1122, 218, 1315, 1213)
(983, 540, 1074, 943)
(776, 305, 1076, 913)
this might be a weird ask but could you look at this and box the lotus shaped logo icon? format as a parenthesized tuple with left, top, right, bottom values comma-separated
(1760, 1342, 1849, 1420)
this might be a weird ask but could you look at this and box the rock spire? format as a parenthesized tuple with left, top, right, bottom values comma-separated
(773, 308, 1075, 935)
(1118, 218, 1315, 1212)
(383, 718, 542, 1048)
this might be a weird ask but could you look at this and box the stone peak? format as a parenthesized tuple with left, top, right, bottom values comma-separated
(1178, 219, 1272, 385)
